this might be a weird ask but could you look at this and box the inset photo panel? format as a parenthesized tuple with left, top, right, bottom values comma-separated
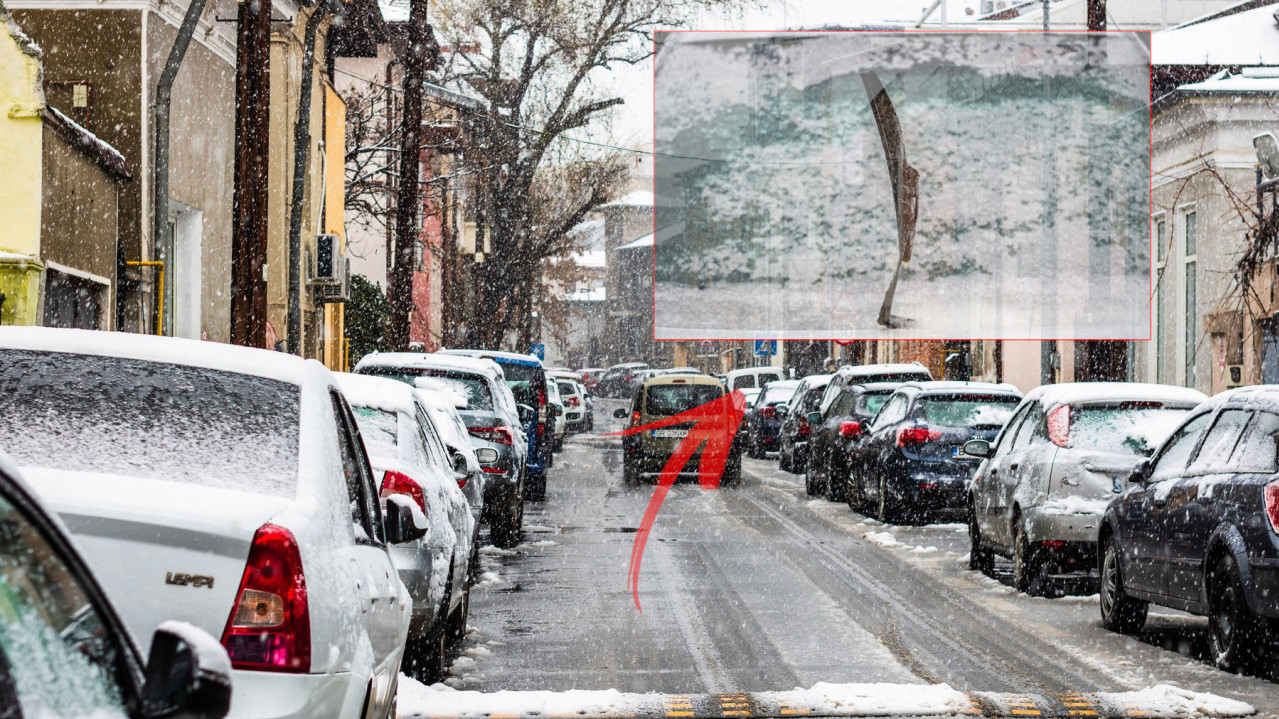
(653, 31, 1152, 340)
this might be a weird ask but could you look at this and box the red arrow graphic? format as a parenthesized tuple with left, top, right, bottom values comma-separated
(605, 389, 747, 610)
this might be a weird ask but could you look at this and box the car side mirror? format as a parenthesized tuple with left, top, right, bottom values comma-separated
(839, 421, 862, 439)
(141, 621, 233, 719)
(1129, 459, 1150, 485)
(776, 405, 789, 417)
(384, 495, 428, 544)
(452, 452, 469, 478)
(517, 404, 535, 424)
(963, 439, 991, 458)
(475, 447, 498, 464)
(613, 408, 629, 419)
(806, 411, 822, 424)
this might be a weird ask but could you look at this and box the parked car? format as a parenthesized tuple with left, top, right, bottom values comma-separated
(965, 382, 1206, 595)
(741, 388, 762, 409)
(848, 381, 1022, 524)
(579, 367, 605, 391)
(805, 382, 899, 501)
(597, 362, 649, 398)
(555, 376, 589, 432)
(336, 373, 476, 682)
(724, 366, 784, 392)
(615, 374, 743, 486)
(777, 374, 833, 473)
(411, 379, 487, 530)
(819, 362, 934, 414)
(354, 352, 529, 549)
(576, 380, 596, 431)
(0, 327, 420, 719)
(547, 377, 567, 454)
(1097, 386, 1279, 671)
(0, 452, 233, 719)
(441, 349, 553, 501)
(745, 379, 801, 458)
(649, 366, 702, 377)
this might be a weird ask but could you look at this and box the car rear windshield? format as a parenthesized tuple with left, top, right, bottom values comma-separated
(646, 384, 724, 416)
(760, 385, 798, 406)
(499, 362, 543, 407)
(557, 381, 577, 396)
(352, 406, 399, 456)
(1069, 403, 1189, 454)
(0, 349, 300, 497)
(916, 394, 1019, 428)
(357, 367, 493, 411)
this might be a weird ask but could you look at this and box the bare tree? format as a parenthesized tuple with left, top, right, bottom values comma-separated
(344, 83, 402, 242)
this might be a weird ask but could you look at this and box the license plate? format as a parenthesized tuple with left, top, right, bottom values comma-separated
(652, 429, 689, 438)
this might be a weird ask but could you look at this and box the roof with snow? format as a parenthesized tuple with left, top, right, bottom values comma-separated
(1178, 66, 1279, 92)
(354, 351, 506, 382)
(1152, 2, 1279, 66)
(335, 372, 418, 414)
(602, 190, 654, 208)
(571, 250, 606, 268)
(617, 233, 653, 251)
(377, 0, 407, 22)
(43, 107, 131, 181)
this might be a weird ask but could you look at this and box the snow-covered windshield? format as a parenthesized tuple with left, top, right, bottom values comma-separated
(1069, 405, 1192, 455)
(359, 367, 493, 410)
(646, 384, 724, 417)
(916, 395, 1019, 428)
(0, 349, 299, 496)
(352, 406, 399, 456)
(759, 385, 797, 407)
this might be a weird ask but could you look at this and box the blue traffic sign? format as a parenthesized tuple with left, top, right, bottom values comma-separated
(529, 344, 546, 360)
(754, 340, 777, 356)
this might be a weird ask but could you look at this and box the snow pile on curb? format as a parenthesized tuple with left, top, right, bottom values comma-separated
(863, 531, 901, 548)
(785, 682, 970, 716)
(1092, 686, 1254, 718)
(399, 680, 633, 717)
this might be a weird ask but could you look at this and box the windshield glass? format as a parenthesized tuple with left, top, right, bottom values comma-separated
(0, 349, 300, 496)
(358, 367, 493, 410)
(1070, 404, 1192, 454)
(645, 384, 724, 416)
(917, 395, 1019, 428)
(857, 392, 891, 417)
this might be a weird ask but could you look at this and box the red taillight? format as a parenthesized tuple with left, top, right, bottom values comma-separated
(468, 426, 513, 445)
(1047, 404, 1071, 448)
(221, 524, 310, 673)
(760, 406, 776, 420)
(897, 426, 941, 446)
(481, 466, 507, 475)
(839, 421, 861, 439)
(567, 396, 580, 407)
(797, 419, 811, 435)
(1041, 540, 1066, 549)
(630, 411, 641, 429)
(1265, 481, 1279, 534)
(380, 470, 426, 514)
(457, 478, 468, 489)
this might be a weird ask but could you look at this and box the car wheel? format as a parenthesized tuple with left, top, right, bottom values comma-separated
(824, 457, 845, 503)
(403, 624, 447, 684)
(877, 475, 901, 524)
(967, 504, 995, 576)
(447, 572, 471, 649)
(804, 458, 821, 497)
(1012, 521, 1047, 596)
(525, 469, 547, 502)
(1099, 535, 1147, 635)
(545, 447, 555, 469)
(779, 446, 792, 473)
(623, 457, 640, 488)
(491, 500, 522, 549)
(1207, 553, 1269, 672)
(720, 461, 742, 488)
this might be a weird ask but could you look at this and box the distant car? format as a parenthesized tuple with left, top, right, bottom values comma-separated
(725, 366, 784, 392)
(848, 381, 1022, 524)
(597, 362, 649, 398)
(745, 379, 801, 458)
(1098, 385, 1279, 672)
(805, 382, 899, 501)
(741, 388, 762, 408)
(616, 374, 742, 486)
(354, 352, 529, 549)
(648, 366, 702, 377)
(819, 362, 934, 414)
(579, 367, 605, 391)
(556, 377, 588, 432)
(966, 382, 1206, 595)
(546, 377, 567, 454)
(777, 374, 833, 473)
(412, 379, 487, 530)
(441, 349, 552, 501)
(0, 452, 233, 719)
(336, 373, 476, 682)
(0, 327, 420, 719)
(576, 380, 596, 431)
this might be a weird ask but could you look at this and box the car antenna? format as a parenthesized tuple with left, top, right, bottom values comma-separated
(861, 70, 920, 329)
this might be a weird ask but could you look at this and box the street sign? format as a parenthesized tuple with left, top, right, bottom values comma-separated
(529, 344, 545, 360)
(754, 340, 777, 356)
(698, 340, 716, 357)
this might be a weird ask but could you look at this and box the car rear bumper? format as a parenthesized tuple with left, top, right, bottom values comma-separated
(1248, 557, 1279, 617)
(889, 469, 968, 510)
(229, 668, 366, 719)
(1023, 507, 1104, 546)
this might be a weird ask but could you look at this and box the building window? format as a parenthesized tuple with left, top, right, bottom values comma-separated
(1154, 215, 1166, 382)
(1156, 217, 1166, 264)
(1184, 210, 1197, 388)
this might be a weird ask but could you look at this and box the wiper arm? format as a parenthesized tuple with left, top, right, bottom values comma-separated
(862, 71, 920, 329)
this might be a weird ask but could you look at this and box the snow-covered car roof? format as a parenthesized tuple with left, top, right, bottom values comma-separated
(897, 380, 1022, 396)
(440, 348, 543, 366)
(798, 373, 833, 388)
(355, 351, 506, 382)
(1194, 384, 1279, 412)
(836, 362, 932, 379)
(0, 326, 332, 387)
(335, 372, 418, 415)
(1022, 382, 1207, 409)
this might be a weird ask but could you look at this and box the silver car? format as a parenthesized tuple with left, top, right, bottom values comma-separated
(965, 382, 1207, 595)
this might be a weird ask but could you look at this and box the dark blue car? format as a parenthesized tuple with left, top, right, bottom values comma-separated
(1099, 386, 1279, 672)
(441, 350, 552, 500)
(745, 380, 800, 458)
(849, 381, 1022, 524)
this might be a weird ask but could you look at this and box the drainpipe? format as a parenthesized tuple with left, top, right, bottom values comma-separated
(287, 0, 330, 355)
(153, 0, 210, 335)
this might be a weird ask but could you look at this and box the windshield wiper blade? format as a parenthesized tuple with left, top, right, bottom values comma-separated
(862, 71, 920, 329)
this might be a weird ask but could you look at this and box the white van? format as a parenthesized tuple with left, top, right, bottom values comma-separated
(724, 366, 784, 392)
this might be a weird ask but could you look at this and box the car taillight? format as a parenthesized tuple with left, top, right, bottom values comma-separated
(380, 470, 426, 514)
(1265, 480, 1279, 534)
(1047, 404, 1071, 448)
(760, 406, 776, 420)
(221, 524, 310, 673)
(456, 477, 468, 489)
(630, 411, 641, 428)
(798, 419, 811, 435)
(481, 466, 507, 475)
(897, 426, 941, 446)
(567, 396, 580, 407)
(840, 421, 861, 439)
(468, 426, 513, 445)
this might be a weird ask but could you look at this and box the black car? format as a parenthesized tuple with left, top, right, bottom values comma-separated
(1099, 387, 1279, 671)
(849, 382, 1022, 523)
(596, 362, 649, 398)
(745, 380, 801, 458)
(0, 454, 232, 719)
(778, 374, 832, 474)
(805, 382, 898, 501)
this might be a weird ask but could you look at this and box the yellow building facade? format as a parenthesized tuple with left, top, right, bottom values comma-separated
(0, 3, 44, 325)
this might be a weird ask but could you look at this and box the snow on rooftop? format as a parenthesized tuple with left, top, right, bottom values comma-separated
(377, 0, 408, 22)
(354, 351, 505, 380)
(1179, 67, 1279, 92)
(335, 372, 418, 414)
(603, 190, 654, 208)
(1153, 3, 1279, 66)
(571, 249, 607, 268)
(1024, 381, 1208, 408)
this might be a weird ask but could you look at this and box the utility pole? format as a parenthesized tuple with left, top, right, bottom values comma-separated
(1087, 0, 1106, 30)
(230, 0, 271, 348)
(389, 0, 433, 350)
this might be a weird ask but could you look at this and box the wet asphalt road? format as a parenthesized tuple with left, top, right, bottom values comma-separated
(456, 400, 1278, 715)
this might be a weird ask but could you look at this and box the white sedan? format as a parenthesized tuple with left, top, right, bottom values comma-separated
(0, 326, 421, 719)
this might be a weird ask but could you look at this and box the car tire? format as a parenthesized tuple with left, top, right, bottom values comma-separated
(1207, 553, 1270, 672)
(447, 572, 471, 650)
(747, 436, 762, 459)
(404, 624, 447, 684)
(623, 458, 640, 488)
(804, 458, 821, 497)
(1099, 535, 1147, 635)
(779, 446, 792, 473)
(967, 504, 995, 576)
(877, 475, 902, 524)
(525, 470, 547, 502)
(1013, 521, 1047, 596)
(824, 457, 845, 503)
(491, 500, 522, 549)
(721, 461, 742, 488)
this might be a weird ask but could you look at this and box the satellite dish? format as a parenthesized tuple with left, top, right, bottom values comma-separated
(1253, 133, 1279, 180)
